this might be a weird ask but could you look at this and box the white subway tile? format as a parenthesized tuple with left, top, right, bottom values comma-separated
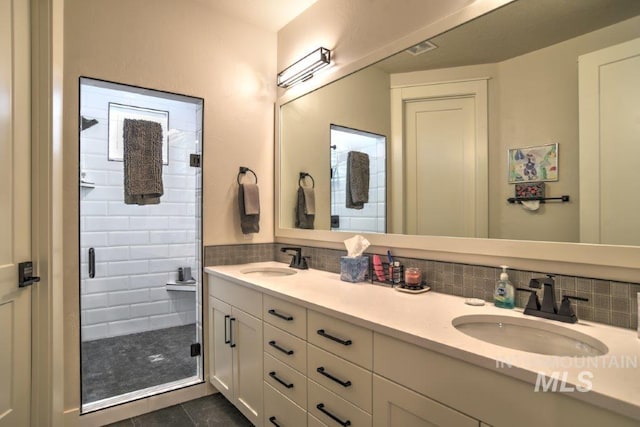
(80, 232, 109, 248)
(81, 324, 109, 342)
(130, 301, 170, 317)
(84, 216, 129, 232)
(108, 231, 150, 246)
(129, 273, 170, 289)
(83, 306, 131, 325)
(84, 276, 130, 294)
(147, 313, 185, 329)
(81, 201, 108, 216)
(108, 318, 150, 337)
(81, 293, 109, 310)
(147, 202, 188, 216)
(168, 244, 196, 258)
(130, 216, 169, 230)
(107, 260, 148, 276)
(167, 217, 195, 230)
(149, 287, 169, 301)
(148, 259, 182, 273)
(82, 186, 125, 202)
(149, 231, 191, 244)
(107, 201, 149, 216)
(82, 137, 108, 155)
(129, 245, 170, 260)
(94, 246, 130, 262)
(108, 289, 149, 306)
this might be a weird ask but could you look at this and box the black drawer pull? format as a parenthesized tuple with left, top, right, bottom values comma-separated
(269, 371, 294, 389)
(317, 367, 352, 387)
(268, 309, 294, 321)
(269, 340, 294, 355)
(268, 416, 281, 427)
(224, 315, 231, 344)
(229, 317, 236, 348)
(316, 403, 351, 427)
(317, 329, 352, 346)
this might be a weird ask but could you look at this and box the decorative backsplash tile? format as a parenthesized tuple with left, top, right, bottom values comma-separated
(204, 243, 639, 330)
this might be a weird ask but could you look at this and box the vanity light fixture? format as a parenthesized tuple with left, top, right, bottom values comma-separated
(277, 47, 331, 88)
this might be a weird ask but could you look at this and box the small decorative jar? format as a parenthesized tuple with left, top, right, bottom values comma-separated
(404, 267, 422, 287)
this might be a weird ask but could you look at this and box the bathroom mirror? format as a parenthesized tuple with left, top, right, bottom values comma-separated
(278, 0, 640, 246)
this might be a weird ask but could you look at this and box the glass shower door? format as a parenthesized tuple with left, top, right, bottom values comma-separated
(79, 77, 204, 412)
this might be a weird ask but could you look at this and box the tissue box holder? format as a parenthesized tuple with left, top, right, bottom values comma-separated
(340, 256, 369, 283)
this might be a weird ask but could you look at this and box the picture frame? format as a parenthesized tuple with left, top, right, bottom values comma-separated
(507, 143, 558, 183)
(108, 103, 169, 164)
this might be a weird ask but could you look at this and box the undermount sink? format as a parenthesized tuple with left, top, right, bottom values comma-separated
(452, 314, 608, 357)
(240, 267, 297, 277)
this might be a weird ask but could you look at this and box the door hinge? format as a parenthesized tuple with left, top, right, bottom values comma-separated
(190, 343, 201, 357)
(190, 154, 201, 168)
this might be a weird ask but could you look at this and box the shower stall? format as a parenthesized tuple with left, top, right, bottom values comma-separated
(79, 78, 204, 412)
(330, 124, 386, 233)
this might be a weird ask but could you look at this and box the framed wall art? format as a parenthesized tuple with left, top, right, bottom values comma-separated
(508, 143, 558, 183)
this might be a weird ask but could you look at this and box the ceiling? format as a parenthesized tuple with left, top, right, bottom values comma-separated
(375, 0, 640, 74)
(199, 0, 317, 32)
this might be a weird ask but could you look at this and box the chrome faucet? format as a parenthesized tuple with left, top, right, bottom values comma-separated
(280, 247, 310, 269)
(517, 274, 588, 324)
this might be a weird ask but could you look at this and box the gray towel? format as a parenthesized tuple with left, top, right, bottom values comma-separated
(295, 187, 315, 229)
(346, 151, 369, 209)
(302, 186, 315, 215)
(239, 184, 260, 234)
(243, 183, 260, 215)
(123, 119, 163, 205)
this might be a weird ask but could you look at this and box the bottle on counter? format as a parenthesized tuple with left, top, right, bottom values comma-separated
(494, 265, 515, 309)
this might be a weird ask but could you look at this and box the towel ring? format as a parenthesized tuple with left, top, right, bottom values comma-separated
(299, 172, 315, 188)
(237, 166, 258, 185)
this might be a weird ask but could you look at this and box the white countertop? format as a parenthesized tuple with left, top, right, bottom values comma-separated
(205, 261, 640, 421)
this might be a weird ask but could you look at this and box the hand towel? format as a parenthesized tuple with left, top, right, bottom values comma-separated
(239, 183, 260, 234)
(346, 151, 369, 209)
(295, 187, 315, 229)
(302, 186, 315, 215)
(123, 119, 164, 205)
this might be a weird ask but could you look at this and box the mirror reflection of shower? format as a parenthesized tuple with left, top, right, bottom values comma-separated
(330, 124, 386, 233)
(79, 78, 204, 413)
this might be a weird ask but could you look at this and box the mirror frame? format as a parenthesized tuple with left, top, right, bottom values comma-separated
(275, 0, 640, 283)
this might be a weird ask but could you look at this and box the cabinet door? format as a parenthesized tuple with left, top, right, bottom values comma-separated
(233, 307, 264, 427)
(210, 297, 233, 401)
(373, 375, 478, 427)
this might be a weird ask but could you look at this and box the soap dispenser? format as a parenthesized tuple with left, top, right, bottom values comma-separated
(494, 265, 515, 309)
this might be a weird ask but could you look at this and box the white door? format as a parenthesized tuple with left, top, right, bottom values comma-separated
(391, 79, 488, 237)
(405, 97, 477, 237)
(579, 37, 640, 245)
(209, 296, 233, 400)
(0, 0, 31, 425)
(232, 307, 263, 427)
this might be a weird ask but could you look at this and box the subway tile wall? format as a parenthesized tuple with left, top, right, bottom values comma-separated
(80, 83, 202, 341)
(205, 243, 640, 330)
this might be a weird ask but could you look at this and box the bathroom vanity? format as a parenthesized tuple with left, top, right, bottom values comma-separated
(206, 262, 640, 427)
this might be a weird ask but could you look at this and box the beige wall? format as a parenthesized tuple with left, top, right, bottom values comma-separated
(63, 0, 276, 414)
(280, 66, 390, 230)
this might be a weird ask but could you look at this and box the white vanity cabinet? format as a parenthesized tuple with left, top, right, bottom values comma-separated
(208, 276, 263, 427)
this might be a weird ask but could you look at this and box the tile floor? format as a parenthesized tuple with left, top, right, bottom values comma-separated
(106, 393, 252, 426)
(82, 324, 198, 404)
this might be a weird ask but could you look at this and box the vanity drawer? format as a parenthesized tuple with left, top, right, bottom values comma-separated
(308, 310, 373, 369)
(308, 380, 372, 427)
(264, 294, 307, 339)
(264, 323, 307, 374)
(264, 382, 307, 427)
(308, 414, 326, 427)
(208, 275, 262, 318)
(264, 352, 307, 409)
(307, 344, 372, 412)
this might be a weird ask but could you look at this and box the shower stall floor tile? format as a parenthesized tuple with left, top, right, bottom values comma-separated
(82, 324, 198, 404)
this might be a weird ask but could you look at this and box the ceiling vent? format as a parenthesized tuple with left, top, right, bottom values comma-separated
(405, 40, 438, 56)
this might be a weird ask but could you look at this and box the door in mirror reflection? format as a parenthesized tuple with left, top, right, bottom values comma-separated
(330, 124, 386, 233)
